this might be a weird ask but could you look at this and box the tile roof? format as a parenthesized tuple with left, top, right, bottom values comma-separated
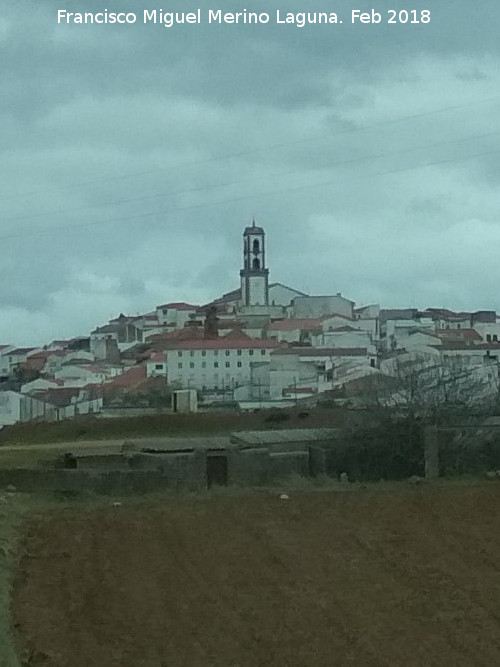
(33, 387, 80, 407)
(436, 328, 482, 341)
(102, 366, 147, 393)
(148, 352, 166, 363)
(165, 338, 280, 351)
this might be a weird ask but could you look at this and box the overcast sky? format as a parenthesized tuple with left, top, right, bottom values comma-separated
(1, 1, 500, 344)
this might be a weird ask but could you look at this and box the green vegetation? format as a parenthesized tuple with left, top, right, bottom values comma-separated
(0, 408, 347, 447)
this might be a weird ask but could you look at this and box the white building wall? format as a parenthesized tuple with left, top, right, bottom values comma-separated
(0, 391, 50, 426)
(166, 346, 272, 391)
(293, 295, 354, 319)
(268, 284, 305, 307)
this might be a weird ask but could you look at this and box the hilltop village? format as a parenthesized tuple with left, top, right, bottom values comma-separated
(1, 221, 500, 426)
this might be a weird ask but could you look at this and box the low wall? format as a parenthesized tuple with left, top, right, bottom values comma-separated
(269, 451, 309, 480)
(228, 448, 270, 486)
(0, 446, 313, 494)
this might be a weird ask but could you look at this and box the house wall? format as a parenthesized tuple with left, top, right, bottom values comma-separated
(293, 295, 354, 319)
(314, 330, 374, 351)
(166, 346, 272, 391)
(0, 391, 50, 426)
(269, 284, 305, 307)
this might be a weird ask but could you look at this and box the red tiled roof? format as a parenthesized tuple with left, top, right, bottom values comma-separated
(148, 352, 166, 363)
(165, 338, 280, 351)
(105, 365, 147, 389)
(221, 329, 253, 341)
(436, 328, 482, 341)
(33, 387, 80, 408)
(266, 318, 323, 332)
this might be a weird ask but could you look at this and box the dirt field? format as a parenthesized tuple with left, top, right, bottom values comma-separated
(12, 484, 500, 666)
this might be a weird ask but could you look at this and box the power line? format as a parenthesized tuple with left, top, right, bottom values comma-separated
(1, 94, 499, 204)
(2, 128, 498, 229)
(0, 142, 498, 242)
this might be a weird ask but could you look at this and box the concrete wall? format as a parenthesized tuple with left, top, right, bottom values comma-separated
(0, 444, 315, 494)
(269, 451, 310, 479)
(228, 448, 270, 485)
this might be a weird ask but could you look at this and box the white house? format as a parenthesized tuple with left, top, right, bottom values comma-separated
(265, 318, 323, 344)
(251, 346, 376, 400)
(292, 294, 355, 319)
(0, 390, 52, 427)
(164, 334, 280, 392)
(0, 345, 15, 379)
(146, 352, 167, 377)
(313, 326, 376, 353)
(155, 302, 199, 328)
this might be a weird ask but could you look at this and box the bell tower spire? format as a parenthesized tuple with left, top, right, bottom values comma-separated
(239, 220, 269, 307)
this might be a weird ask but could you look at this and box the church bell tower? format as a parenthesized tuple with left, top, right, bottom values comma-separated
(240, 220, 269, 307)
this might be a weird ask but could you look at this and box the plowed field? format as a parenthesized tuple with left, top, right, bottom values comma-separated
(12, 484, 500, 666)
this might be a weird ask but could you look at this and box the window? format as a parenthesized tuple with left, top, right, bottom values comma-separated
(252, 257, 260, 270)
(190, 350, 195, 357)
(214, 350, 218, 356)
(237, 361, 242, 368)
(177, 351, 182, 357)
(190, 362, 194, 369)
(225, 350, 230, 356)
(494, 335, 498, 342)
(261, 349, 266, 355)
(487, 334, 492, 342)
(155, 364, 163, 370)
(252, 239, 260, 253)
(237, 349, 242, 355)
(178, 362, 183, 369)
(202, 362, 206, 368)
(214, 362, 219, 368)
(249, 350, 254, 356)
(202, 350, 206, 356)
(225, 362, 230, 368)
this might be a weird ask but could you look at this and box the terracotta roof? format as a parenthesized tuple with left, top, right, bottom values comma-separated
(105, 365, 147, 389)
(33, 387, 80, 407)
(148, 352, 166, 363)
(221, 329, 254, 341)
(165, 338, 280, 351)
(436, 328, 482, 341)
(266, 318, 323, 332)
